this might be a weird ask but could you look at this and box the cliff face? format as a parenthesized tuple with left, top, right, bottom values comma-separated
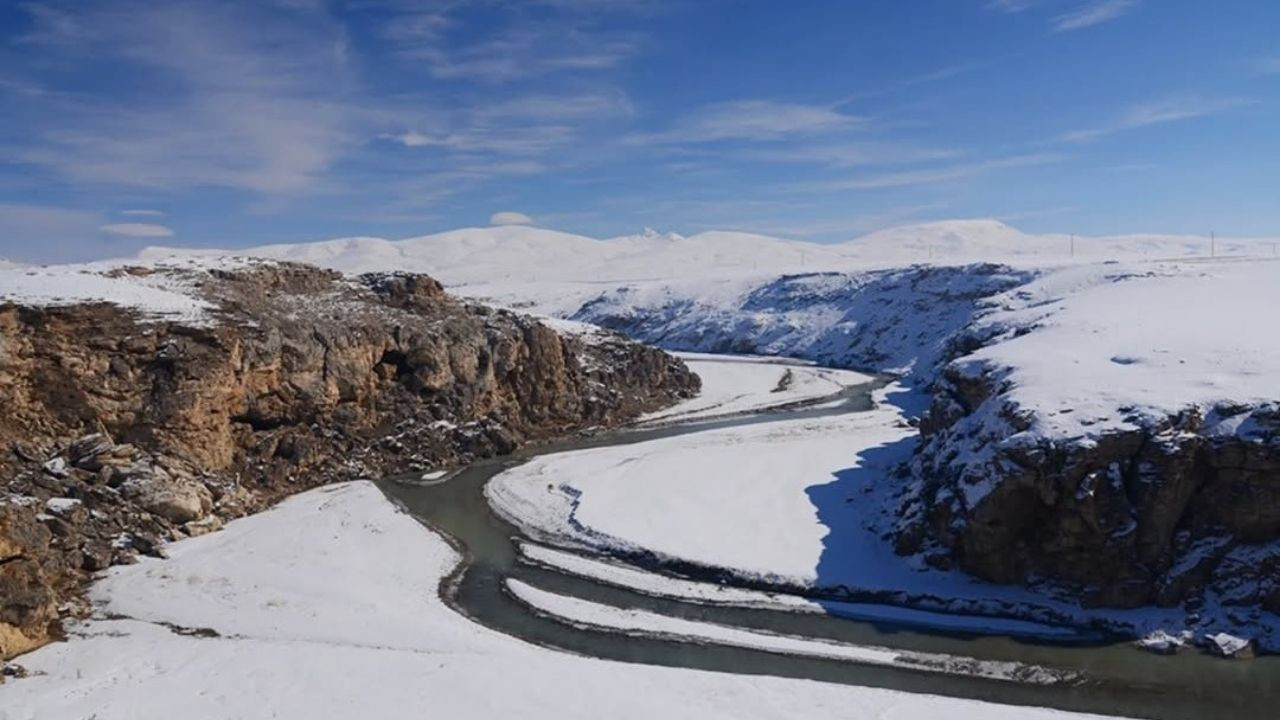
(565, 257, 1280, 638)
(0, 261, 698, 658)
(898, 348, 1280, 614)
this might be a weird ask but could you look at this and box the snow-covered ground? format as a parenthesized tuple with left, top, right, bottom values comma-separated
(489, 374, 1258, 643)
(489, 389, 913, 583)
(516, 541, 1088, 640)
(518, 540, 821, 611)
(0, 259, 228, 323)
(952, 258, 1280, 441)
(0, 481, 1115, 720)
(639, 352, 871, 424)
(505, 579, 1077, 685)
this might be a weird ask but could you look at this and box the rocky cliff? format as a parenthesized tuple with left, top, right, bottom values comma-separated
(900, 362, 1280, 613)
(0, 261, 698, 658)
(890, 260, 1280, 639)
(568, 258, 1280, 642)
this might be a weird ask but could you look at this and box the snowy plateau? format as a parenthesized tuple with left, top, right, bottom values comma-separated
(3, 218, 1279, 719)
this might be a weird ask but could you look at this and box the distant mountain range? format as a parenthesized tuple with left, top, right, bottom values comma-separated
(141, 219, 1280, 292)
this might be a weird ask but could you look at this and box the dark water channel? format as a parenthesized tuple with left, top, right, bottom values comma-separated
(380, 378, 1280, 720)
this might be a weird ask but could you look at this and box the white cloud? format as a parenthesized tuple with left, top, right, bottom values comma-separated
(490, 211, 535, 226)
(1051, 0, 1140, 32)
(13, 1, 355, 195)
(986, 0, 1039, 13)
(633, 100, 861, 144)
(120, 209, 164, 216)
(384, 125, 576, 155)
(98, 222, 175, 238)
(475, 91, 633, 122)
(740, 142, 960, 168)
(1057, 96, 1248, 143)
(380, 4, 641, 82)
(799, 153, 1066, 191)
(0, 203, 100, 240)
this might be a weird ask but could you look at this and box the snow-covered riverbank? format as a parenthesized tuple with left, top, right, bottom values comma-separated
(0, 481, 1116, 720)
(639, 352, 872, 424)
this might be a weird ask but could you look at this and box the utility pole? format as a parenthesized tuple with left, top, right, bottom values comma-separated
(1070, 234, 1075, 258)
(1211, 231, 1216, 258)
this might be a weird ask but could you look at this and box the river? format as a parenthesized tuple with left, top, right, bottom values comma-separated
(379, 369, 1280, 720)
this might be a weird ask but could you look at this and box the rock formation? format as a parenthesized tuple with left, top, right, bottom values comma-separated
(899, 358, 1280, 615)
(0, 261, 698, 658)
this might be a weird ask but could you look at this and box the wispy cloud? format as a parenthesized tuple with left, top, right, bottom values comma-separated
(1052, 0, 1140, 32)
(384, 125, 576, 155)
(12, 1, 355, 195)
(7, 1, 644, 213)
(377, 2, 644, 82)
(0, 203, 100, 240)
(985, 0, 1039, 13)
(1057, 96, 1249, 143)
(489, 211, 535, 226)
(474, 91, 634, 122)
(98, 222, 174, 238)
(120, 209, 165, 217)
(797, 153, 1066, 191)
(631, 100, 862, 144)
(739, 142, 960, 168)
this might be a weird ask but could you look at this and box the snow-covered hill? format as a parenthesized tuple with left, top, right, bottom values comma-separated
(139, 220, 1280, 315)
(838, 219, 1280, 264)
(571, 265, 1034, 378)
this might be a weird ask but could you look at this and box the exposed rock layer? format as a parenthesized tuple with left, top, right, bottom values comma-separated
(900, 360, 1280, 615)
(0, 262, 698, 658)
(567, 261, 1280, 629)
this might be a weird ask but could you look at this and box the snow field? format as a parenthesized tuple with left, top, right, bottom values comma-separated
(0, 481, 1115, 720)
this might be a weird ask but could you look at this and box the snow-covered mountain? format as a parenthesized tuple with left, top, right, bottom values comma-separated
(843, 219, 1280, 264)
(142, 218, 1273, 280)
(138, 218, 1279, 316)
(141, 225, 842, 288)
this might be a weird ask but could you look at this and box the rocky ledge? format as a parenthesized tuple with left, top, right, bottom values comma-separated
(0, 261, 698, 658)
(898, 360, 1280, 622)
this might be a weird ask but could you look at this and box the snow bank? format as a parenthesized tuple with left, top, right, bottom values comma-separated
(518, 540, 822, 611)
(0, 257, 270, 325)
(505, 579, 1078, 685)
(0, 481, 1112, 720)
(488, 402, 916, 584)
(640, 352, 871, 423)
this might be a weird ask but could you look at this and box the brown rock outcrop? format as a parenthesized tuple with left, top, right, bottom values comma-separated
(899, 361, 1280, 612)
(0, 261, 698, 658)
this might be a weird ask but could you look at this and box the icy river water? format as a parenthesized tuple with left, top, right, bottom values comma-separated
(379, 375, 1280, 720)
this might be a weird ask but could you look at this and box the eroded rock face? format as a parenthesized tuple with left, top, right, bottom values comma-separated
(0, 505, 62, 658)
(898, 362, 1280, 611)
(0, 261, 699, 658)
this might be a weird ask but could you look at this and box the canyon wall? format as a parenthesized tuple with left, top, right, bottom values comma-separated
(0, 262, 698, 658)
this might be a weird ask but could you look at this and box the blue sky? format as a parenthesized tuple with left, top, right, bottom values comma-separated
(0, 0, 1276, 262)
